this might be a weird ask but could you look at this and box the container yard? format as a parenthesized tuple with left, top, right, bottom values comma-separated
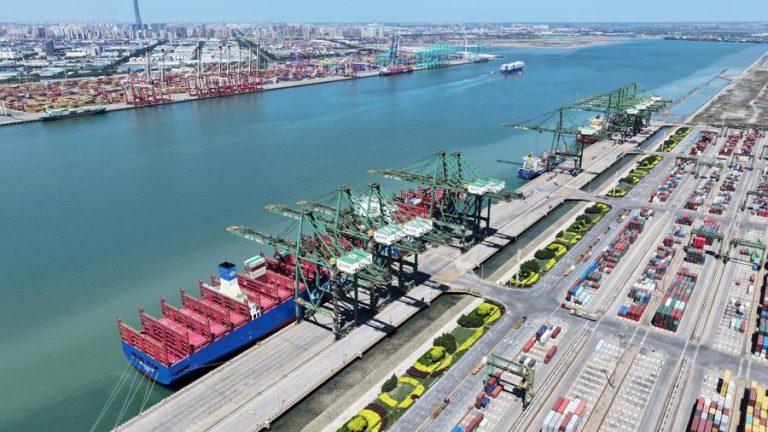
(103, 61, 768, 432)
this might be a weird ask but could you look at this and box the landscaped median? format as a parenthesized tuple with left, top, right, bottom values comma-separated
(337, 301, 503, 432)
(605, 154, 663, 198)
(508, 203, 612, 287)
(659, 126, 692, 152)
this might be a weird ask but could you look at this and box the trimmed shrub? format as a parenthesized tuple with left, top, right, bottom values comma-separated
(381, 374, 398, 393)
(407, 367, 429, 379)
(347, 416, 367, 432)
(458, 313, 485, 328)
(557, 229, 565, 237)
(477, 303, 495, 316)
(428, 346, 445, 362)
(434, 332, 457, 354)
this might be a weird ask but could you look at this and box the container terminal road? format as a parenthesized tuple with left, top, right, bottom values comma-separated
(116, 55, 768, 432)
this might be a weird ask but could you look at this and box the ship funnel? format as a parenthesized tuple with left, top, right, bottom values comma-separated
(218, 262, 237, 281)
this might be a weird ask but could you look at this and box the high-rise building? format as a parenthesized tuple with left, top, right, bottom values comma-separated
(133, 0, 143, 29)
(44, 39, 55, 57)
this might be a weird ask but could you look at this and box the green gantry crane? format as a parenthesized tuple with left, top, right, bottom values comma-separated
(502, 83, 669, 173)
(370, 150, 520, 251)
(484, 353, 535, 408)
(227, 205, 385, 339)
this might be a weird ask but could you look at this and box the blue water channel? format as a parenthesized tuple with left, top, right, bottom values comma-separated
(0, 39, 765, 431)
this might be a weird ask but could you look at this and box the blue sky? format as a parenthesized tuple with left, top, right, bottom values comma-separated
(3, 0, 767, 23)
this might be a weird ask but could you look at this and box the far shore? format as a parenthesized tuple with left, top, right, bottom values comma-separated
(486, 36, 640, 49)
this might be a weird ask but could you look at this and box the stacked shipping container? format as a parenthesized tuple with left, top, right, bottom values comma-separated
(649, 162, 688, 203)
(688, 131, 717, 156)
(542, 396, 586, 432)
(742, 380, 768, 431)
(566, 210, 653, 307)
(688, 370, 734, 432)
(651, 269, 699, 332)
(617, 227, 682, 321)
(753, 274, 768, 358)
(749, 168, 768, 217)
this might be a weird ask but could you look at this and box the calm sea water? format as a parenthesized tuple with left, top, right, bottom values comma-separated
(0, 40, 764, 431)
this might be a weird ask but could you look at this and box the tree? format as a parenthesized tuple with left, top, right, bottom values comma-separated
(576, 214, 592, 225)
(458, 313, 484, 328)
(535, 248, 555, 260)
(381, 374, 398, 393)
(434, 332, 458, 354)
(585, 205, 602, 214)
(520, 259, 540, 273)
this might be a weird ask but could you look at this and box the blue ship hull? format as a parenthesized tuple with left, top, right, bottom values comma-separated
(500, 67, 524, 74)
(517, 169, 544, 180)
(122, 297, 299, 385)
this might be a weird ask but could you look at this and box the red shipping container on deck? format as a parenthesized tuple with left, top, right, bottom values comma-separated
(557, 397, 569, 413)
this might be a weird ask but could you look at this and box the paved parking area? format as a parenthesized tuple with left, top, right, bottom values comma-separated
(600, 349, 665, 431)
(564, 339, 625, 422)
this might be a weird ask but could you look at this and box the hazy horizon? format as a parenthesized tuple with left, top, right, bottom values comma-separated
(2, 0, 767, 25)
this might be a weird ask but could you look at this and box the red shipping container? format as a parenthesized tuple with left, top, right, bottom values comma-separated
(575, 399, 586, 415)
(466, 412, 484, 432)
(552, 396, 565, 414)
(490, 384, 503, 398)
(544, 345, 558, 364)
(523, 337, 535, 353)
(551, 326, 562, 339)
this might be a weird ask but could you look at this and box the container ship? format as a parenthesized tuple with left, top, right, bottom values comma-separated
(380, 65, 414, 76)
(117, 254, 321, 384)
(41, 105, 106, 121)
(576, 115, 605, 145)
(500, 61, 525, 74)
(518, 153, 547, 180)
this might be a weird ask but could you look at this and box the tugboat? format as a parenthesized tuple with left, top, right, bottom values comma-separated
(517, 153, 546, 180)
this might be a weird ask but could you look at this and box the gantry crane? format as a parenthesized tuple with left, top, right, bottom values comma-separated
(502, 83, 669, 173)
(228, 206, 385, 338)
(484, 353, 535, 408)
(370, 151, 520, 251)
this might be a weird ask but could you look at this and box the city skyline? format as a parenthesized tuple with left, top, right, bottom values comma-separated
(2, 0, 767, 24)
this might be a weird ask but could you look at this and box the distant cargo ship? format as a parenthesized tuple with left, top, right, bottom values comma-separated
(41, 105, 106, 121)
(500, 61, 525, 74)
(117, 255, 319, 385)
(380, 66, 414, 76)
(518, 153, 547, 180)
